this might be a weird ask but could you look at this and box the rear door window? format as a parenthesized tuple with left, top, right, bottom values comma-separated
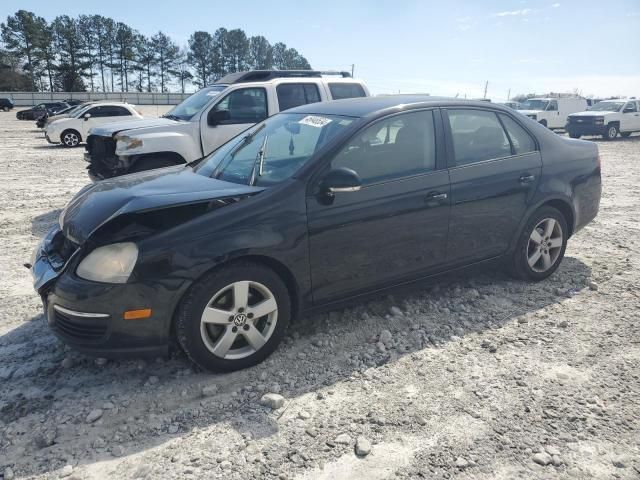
(328, 83, 366, 100)
(499, 114, 536, 154)
(277, 84, 321, 111)
(447, 109, 512, 166)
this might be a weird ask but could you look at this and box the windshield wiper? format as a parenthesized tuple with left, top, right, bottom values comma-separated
(212, 124, 266, 179)
(249, 133, 269, 186)
(162, 114, 182, 121)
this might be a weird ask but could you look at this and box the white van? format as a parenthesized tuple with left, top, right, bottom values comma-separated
(518, 97, 587, 130)
(84, 70, 370, 180)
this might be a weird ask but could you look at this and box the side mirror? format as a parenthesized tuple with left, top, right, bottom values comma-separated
(83, 113, 91, 121)
(320, 167, 362, 194)
(208, 109, 230, 126)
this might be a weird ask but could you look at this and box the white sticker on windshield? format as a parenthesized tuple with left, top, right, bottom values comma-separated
(299, 115, 332, 128)
(206, 91, 222, 96)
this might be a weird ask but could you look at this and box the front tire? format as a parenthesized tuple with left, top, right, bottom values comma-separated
(61, 129, 81, 147)
(2, 106, 8, 112)
(176, 262, 291, 372)
(568, 132, 581, 139)
(603, 123, 618, 140)
(510, 206, 568, 281)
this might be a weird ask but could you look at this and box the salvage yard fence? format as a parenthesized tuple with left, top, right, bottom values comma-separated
(1, 91, 193, 106)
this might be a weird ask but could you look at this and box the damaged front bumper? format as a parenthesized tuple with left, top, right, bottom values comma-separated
(31, 229, 172, 358)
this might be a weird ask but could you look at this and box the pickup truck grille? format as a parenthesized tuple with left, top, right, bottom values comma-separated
(86, 135, 118, 167)
(568, 116, 595, 125)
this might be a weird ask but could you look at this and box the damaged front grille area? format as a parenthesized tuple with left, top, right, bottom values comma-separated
(46, 231, 80, 271)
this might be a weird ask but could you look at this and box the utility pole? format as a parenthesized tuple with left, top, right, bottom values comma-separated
(507, 88, 511, 101)
(483, 80, 488, 99)
(351, 64, 355, 77)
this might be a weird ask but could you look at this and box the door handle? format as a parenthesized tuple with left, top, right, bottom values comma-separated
(425, 192, 448, 205)
(519, 174, 535, 184)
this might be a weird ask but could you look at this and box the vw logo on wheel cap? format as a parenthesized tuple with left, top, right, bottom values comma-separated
(233, 313, 247, 326)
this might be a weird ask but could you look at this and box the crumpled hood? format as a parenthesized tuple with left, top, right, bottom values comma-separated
(59, 166, 264, 244)
(569, 110, 616, 117)
(89, 117, 183, 137)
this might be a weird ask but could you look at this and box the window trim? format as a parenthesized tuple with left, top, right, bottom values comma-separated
(442, 107, 539, 169)
(276, 83, 321, 112)
(211, 86, 269, 125)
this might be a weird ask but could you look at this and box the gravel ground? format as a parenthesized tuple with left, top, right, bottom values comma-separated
(0, 107, 639, 480)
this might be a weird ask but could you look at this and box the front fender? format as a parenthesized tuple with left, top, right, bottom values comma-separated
(116, 131, 201, 162)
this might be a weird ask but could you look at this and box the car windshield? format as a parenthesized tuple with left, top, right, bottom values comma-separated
(519, 100, 550, 111)
(587, 101, 624, 112)
(164, 85, 227, 120)
(194, 113, 356, 186)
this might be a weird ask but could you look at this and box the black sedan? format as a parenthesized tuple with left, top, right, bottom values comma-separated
(31, 96, 601, 372)
(16, 102, 68, 120)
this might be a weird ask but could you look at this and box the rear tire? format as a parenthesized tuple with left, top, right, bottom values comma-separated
(129, 155, 181, 173)
(2, 106, 8, 112)
(509, 206, 568, 281)
(568, 132, 581, 139)
(620, 132, 632, 138)
(61, 130, 81, 147)
(176, 262, 291, 372)
(603, 123, 618, 140)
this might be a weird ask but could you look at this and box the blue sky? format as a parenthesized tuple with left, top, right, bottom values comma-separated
(3, 0, 639, 99)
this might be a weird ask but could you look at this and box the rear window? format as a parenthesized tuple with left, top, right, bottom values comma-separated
(328, 83, 366, 100)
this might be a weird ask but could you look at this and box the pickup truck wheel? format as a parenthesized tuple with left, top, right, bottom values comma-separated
(603, 124, 618, 140)
(2, 106, 8, 112)
(539, 120, 548, 128)
(129, 156, 181, 173)
(568, 132, 581, 139)
(620, 132, 632, 138)
(61, 130, 81, 147)
(176, 262, 290, 372)
(509, 206, 568, 281)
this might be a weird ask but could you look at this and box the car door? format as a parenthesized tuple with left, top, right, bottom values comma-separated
(444, 108, 542, 264)
(306, 109, 450, 304)
(620, 101, 640, 132)
(201, 87, 268, 156)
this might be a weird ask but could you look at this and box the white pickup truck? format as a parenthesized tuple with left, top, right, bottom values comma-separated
(517, 97, 587, 130)
(566, 99, 640, 140)
(85, 70, 370, 180)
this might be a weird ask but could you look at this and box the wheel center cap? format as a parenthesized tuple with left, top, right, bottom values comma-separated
(233, 313, 247, 326)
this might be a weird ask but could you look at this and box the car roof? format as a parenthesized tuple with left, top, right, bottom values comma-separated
(285, 95, 513, 118)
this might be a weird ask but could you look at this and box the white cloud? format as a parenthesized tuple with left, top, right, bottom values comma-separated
(494, 8, 533, 17)
(455, 16, 473, 31)
(551, 3, 561, 7)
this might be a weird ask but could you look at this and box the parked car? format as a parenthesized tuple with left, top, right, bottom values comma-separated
(586, 98, 603, 107)
(517, 97, 587, 129)
(566, 99, 640, 140)
(31, 96, 601, 372)
(84, 69, 370, 180)
(0, 97, 14, 111)
(63, 99, 84, 106)
(36, 103, 91, 129)
(45, 102, 143, 147)
(16, 102, 69, 120)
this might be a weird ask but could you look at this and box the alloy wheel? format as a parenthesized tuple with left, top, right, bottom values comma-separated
(527, 218, 563, 273)
(63, 132, 79, 147)
(200, 280, 278, 360)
